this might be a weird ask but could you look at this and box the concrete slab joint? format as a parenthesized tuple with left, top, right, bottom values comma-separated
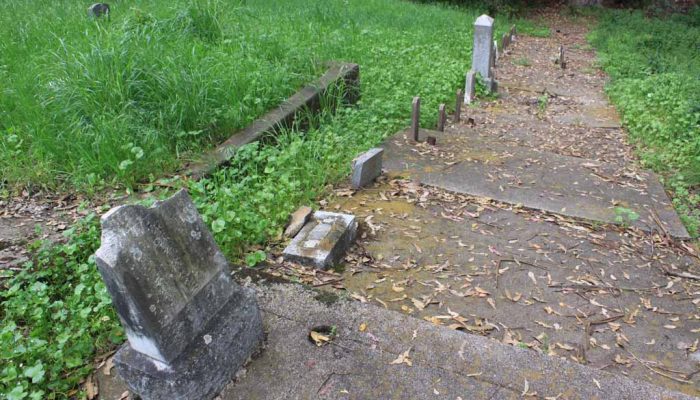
(352, 148, 384, 189)
(283, 211, 358, 269)
(94, 190, 264, 400)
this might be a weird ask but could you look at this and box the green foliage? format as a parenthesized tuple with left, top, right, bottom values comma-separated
(1, 215, 123, 399)
(614, 206, 641, 227)
(589, 7, 700, 237)
(537, 93, 549, 117)
(514, 57, 532, 67)
(0, 0, 533, 396)
(0, 0, 536, 191)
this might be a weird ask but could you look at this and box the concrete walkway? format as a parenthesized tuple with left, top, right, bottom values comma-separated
(99, 281, 694, 400)
(314, 12, 700, 397)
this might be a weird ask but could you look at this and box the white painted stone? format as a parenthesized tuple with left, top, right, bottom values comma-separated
(464, 70, 476, 105)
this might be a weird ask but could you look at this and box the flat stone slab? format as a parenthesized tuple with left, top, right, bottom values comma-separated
(99, 282, 694, 399)
(328, 183, 699, 395)
(352, 148, 384, 189)
(382, 129, 689, 238)
(283, 211, 357, 269)
(219, 283, 695, 400)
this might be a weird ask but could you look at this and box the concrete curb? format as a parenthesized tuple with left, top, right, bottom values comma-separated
(184, 62, 360, 179)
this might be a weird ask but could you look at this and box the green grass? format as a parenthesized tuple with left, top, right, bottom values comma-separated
(588, 7, 700, 237)
(1, 1, 546, 398)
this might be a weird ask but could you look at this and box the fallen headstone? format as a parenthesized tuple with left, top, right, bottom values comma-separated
(87, 3, 110, 18)
(284, 206, 313, 238)
(472, 14, 496, 92)
(283, 211, 357, 269)
(352, 148, 384, 189)
(95, 190, 263, 400)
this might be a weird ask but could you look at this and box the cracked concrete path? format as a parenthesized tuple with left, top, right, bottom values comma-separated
(308, 11, 700, 397)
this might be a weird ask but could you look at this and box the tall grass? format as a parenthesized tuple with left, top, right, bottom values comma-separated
(0, 0, 513, 191)
(588, 7, 700, 236)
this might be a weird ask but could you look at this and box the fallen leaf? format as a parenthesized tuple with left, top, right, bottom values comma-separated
(310, 331, 331, 346)
(359, 323, 367, 332)
(390, 349, 413, 366)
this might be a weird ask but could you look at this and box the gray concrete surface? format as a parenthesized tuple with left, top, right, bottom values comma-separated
(98, 281, 695, 399)
(382, 129, 688, 238)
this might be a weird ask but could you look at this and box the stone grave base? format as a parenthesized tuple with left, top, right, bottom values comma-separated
(114, 287, 263, 400)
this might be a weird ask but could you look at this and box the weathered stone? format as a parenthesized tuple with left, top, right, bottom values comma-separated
(472, 14, 496, 92)
(87, 3, 110, 18)
(351, 148, 383, 189)
(411, 96, 420, 141)
(284, 206, 313, 238)
(559, 45, 567, 69)
(185, 63, 360, 179)
(283, 211, 357, 269)
(464, 70, 476, 105)
(95, 190, 263, 400)
(493, 39, 499, 65)
(454, 89, 463, 122)
(437, 104, 446, 132)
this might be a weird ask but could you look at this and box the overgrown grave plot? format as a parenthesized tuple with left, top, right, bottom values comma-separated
(262, 177, 700, 396)
(0, 2, 545, 396)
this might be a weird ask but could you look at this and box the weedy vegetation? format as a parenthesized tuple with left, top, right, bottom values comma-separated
(0, 0, 545, 398)
(589, 7, 700, 237)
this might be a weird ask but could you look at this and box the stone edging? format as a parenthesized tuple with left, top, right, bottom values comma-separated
(184, 62, 360, 179)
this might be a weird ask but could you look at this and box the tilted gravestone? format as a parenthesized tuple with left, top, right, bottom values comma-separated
(95, 190, 263, 400)
(472, 14, 497, 92)
(352, 148, 384, 189)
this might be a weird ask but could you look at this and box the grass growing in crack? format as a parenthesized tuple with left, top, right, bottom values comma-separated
(588, 7, 700, 237)
(514, 57, 532, 67)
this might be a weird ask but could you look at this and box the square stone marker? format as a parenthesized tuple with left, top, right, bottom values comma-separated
(472, 14, 496, 92)
(95, 189, 263, 400)
(351, 148, 384, 189)
(283, 211, 357, 269)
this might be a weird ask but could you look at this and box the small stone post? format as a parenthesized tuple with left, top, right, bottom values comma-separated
(454, 89, 463, 122)
(411, 96, 421, 141)
(472, 14, 496, 92)
(437, 104, 446, 132)
(559, 45, 566, 69)
(465, 71, 476, 105)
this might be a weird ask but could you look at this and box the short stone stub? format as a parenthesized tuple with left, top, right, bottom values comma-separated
(352, 148, 384, 189)
(283, 211, 357, 269)
(95, 190, 263, 399)
(465, 70, 476, 104)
